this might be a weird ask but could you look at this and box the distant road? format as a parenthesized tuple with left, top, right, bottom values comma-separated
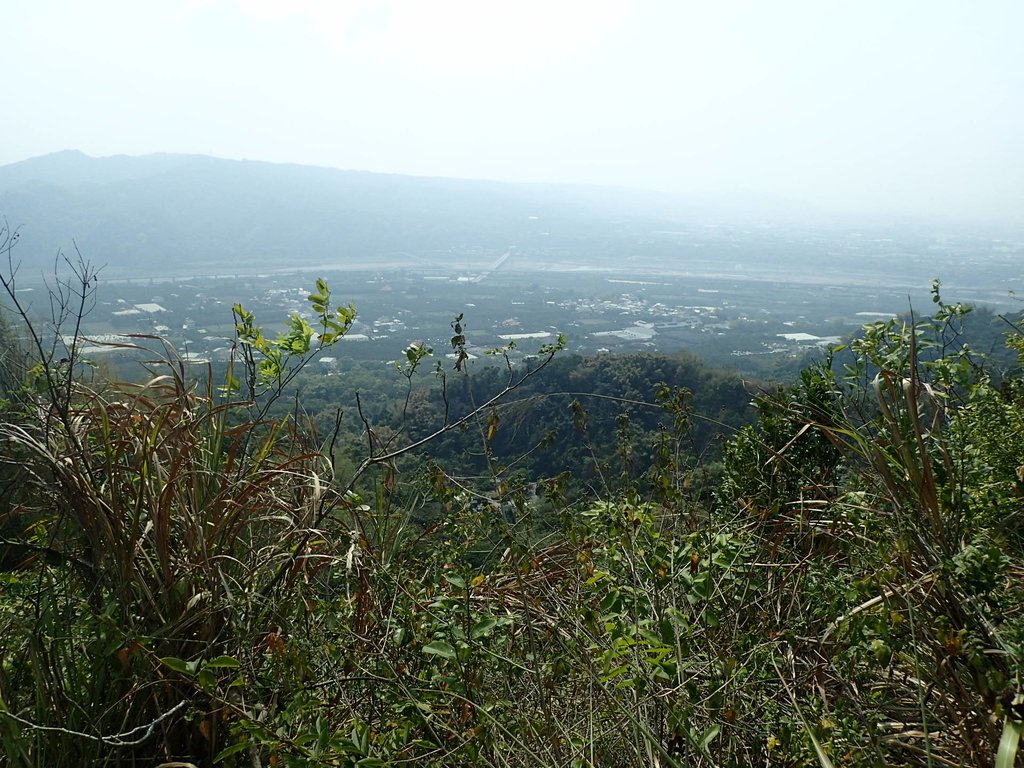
(477, 249, 512, 281)
(491, 250, 512, 272)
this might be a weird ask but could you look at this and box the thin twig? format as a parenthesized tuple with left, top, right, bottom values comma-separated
(0, 701, 187, 747)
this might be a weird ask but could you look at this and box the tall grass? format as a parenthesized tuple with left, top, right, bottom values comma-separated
(718, 299, 1023, 767)
(0, 338, 342, 764)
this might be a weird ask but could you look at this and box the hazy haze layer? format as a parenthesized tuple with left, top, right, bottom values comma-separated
(3, 1, 1022, 224)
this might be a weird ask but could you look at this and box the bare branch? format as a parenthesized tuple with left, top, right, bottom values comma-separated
(0, 701, 187, 748)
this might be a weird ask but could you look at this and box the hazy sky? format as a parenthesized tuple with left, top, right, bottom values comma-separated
(4, 1, 1023, 221)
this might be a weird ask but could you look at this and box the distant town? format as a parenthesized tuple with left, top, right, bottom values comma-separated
(21, 226, 1016, 376)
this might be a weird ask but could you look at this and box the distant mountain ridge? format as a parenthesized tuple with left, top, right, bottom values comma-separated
(0, 151, 807, 279)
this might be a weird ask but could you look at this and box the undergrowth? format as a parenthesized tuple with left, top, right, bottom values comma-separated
(0, 234, 1020, 767)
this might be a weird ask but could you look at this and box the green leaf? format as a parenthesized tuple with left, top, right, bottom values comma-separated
(214, 741, 251, 763)
(205, 655, 240, 669)
(422, 640, 458, 660)
(996, 718, 1023, 768)
(600, 664, 630, 683)
(351, 723, 370, 754)
(470, 617, 498, 640)
(159, 656, 191, 675)
(700, 724, 721, 751)
(443, 573, 466, 590)
(198, 668, 217, 691)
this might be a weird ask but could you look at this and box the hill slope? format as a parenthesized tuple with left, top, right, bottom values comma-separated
(0, 151, 733, 278)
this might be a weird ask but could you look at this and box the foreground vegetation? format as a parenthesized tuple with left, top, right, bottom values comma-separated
(0, 230, 1021, 766)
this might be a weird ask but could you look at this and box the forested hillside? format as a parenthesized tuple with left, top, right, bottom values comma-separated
(0, 151, 713, 277)
(0, 232, 1022, 767)
(286, 350, 756, 504)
